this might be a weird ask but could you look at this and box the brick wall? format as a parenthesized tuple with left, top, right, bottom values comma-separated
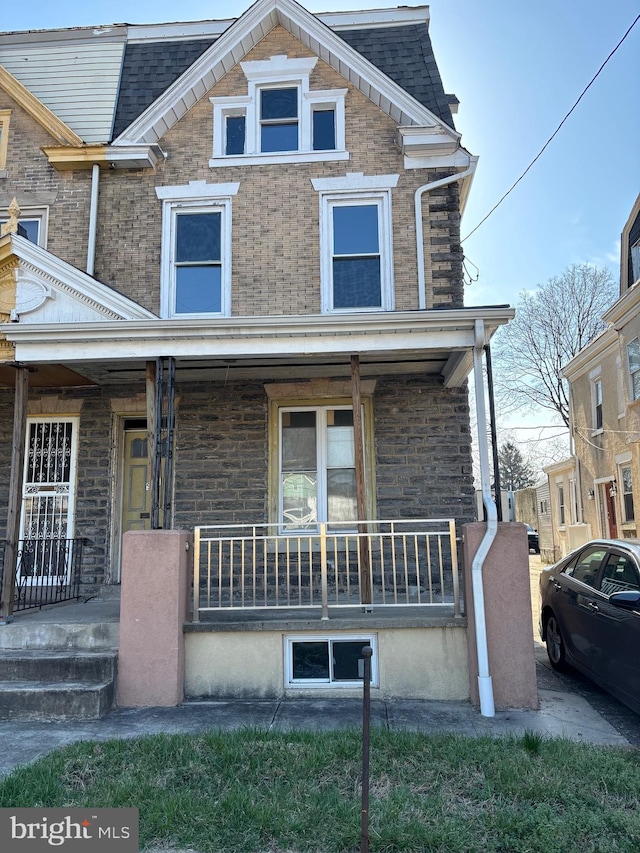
(0, 91, 92, 271)
(92, 26, 464, 316)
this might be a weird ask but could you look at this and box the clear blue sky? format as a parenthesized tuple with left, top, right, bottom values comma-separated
(4, 0, 638, 309)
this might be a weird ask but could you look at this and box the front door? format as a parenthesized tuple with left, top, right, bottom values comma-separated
(121, 421, 151, 533)
(599, 481, 618, 538)
(18, 418, 78, 584)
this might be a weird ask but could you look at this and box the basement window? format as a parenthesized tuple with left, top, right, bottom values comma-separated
(285, 635, 377, 688)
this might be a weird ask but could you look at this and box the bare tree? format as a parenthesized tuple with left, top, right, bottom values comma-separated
(493, 264, 617, 428)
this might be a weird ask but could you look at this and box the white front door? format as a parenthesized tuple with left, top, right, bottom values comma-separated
(18, 417, 79, 584)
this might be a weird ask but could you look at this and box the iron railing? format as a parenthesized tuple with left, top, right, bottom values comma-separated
(193, 519, 460, 621)
(0, 538, 85, 613)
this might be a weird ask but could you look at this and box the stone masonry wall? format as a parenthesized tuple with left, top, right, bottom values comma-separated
(0, 374, 474, 593)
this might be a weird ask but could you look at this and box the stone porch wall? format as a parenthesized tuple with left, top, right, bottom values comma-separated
(0, 372, 474, 592)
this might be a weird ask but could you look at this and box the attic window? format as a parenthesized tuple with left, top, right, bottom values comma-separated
(210, 55, 347, 167)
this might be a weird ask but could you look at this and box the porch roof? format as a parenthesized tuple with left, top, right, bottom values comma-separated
(1, 305, 513, 388)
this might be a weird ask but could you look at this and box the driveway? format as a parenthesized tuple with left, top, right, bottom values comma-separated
(529, 554, 640, 747)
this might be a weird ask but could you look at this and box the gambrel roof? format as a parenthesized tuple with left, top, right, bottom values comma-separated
(2, 2, 463, 168)
(112, 11, 455, 140)
(115, 0, 458, 148)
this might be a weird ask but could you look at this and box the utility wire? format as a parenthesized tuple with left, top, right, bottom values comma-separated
(461, 13, 640, 244)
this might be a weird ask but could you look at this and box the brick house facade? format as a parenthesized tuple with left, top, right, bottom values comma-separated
(0, 1, 516, 702)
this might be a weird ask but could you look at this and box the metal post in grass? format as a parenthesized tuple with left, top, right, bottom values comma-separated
(361, 645, 373, 853)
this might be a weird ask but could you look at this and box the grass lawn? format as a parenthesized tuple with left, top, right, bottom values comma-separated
(0, 729, 638, 852)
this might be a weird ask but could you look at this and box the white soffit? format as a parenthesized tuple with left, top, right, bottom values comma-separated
(115, 0, 455, 146)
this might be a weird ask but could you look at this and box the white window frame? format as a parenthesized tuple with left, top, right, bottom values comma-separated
(0, 206, 48, 247)
(156, 181, 239, 319)
(210, 55, 348, 167)
(590, 368, 603, 434)
(313, 173, 398, 314)
(627, 338, 640, 403)
(616, 452, 635, 525)
(285, 634, 378, 688)
(556, 481, 566, 528)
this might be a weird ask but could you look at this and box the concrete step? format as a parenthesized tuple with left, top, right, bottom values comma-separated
(0, 650, 117, 720)
(0, 650, 116, 683)
(0, 680, 115, 721)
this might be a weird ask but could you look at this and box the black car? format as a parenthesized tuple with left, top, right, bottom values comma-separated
(539, 539, 640, 714)
(526, 525, 540, 553)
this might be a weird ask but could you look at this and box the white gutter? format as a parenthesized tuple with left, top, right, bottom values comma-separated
(415, 158, 478, 310)
(471, 318, 496, 717)
(86, 163, 100, 276)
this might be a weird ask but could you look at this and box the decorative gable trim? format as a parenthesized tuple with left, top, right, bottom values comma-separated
(0, 233, 156, 321)
(0, 64, 83, 147)
(115, 0, 458, 153)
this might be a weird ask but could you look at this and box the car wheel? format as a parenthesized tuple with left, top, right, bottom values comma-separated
(545, 612, 566, 671)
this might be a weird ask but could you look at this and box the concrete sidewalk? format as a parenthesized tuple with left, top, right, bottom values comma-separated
(0, 686, 630, 780)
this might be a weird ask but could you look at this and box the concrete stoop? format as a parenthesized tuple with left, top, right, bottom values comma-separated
(0, 602, 120, 721)
(0, 650, 117, 721)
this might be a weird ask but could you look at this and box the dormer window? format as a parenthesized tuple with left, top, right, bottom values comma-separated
(260, 87, 298, 152)
(210, 55, 347, 167)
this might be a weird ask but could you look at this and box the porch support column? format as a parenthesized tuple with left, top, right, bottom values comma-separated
(351, 355, 372, 604)
(146, 360, 161, 529)
(0, 365, 28, 623)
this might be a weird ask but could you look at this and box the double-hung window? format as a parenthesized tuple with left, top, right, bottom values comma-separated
(313, 173, 398, 313)
(156, 181, 239, 319)
(210, 55, 347, 167)
(621, 465, 635, 522)
(627, 338, 640, 402)
(280, 406, 357, 531)
(590, 370, 603, 432)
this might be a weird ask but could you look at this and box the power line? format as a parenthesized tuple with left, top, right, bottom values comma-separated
(461, 13, 640, 244)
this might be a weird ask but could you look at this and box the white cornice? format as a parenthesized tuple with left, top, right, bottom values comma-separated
(2, 306, 514, 363)
(561, 326, 618, 381)
(115, 0, 457, 148)
(604, 279, 640, 329)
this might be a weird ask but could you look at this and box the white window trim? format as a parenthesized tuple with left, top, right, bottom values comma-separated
(209, 55, 348, 167)
(627, 337, 640, 404)
(314, 174, 398, 314)
(618, 462, 635, 525)
(1, 206, 48, 248)
(589, 368, 603, 435)
(0, 109, 10, 173)
(156, 181, 239, 319)
(285, 634, 378, 688)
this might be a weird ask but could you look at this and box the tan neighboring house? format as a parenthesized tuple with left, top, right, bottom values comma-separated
(548, 194, 640, 556)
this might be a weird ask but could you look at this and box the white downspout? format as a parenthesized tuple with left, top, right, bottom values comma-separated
(472, 318, 496, 717)
(86, 163, 100, 276)
(415, 157, 478, 310)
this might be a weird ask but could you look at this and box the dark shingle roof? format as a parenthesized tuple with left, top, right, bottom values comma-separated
(112, 22, 455, 139)
(339, 23, 455, 128)
(112, 39, 215, 138)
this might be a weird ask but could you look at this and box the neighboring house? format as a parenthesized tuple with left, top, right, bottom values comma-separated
(0, 1, 515, 702)
(533, 479, 556, 562)
(548, 194, 640, 554)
